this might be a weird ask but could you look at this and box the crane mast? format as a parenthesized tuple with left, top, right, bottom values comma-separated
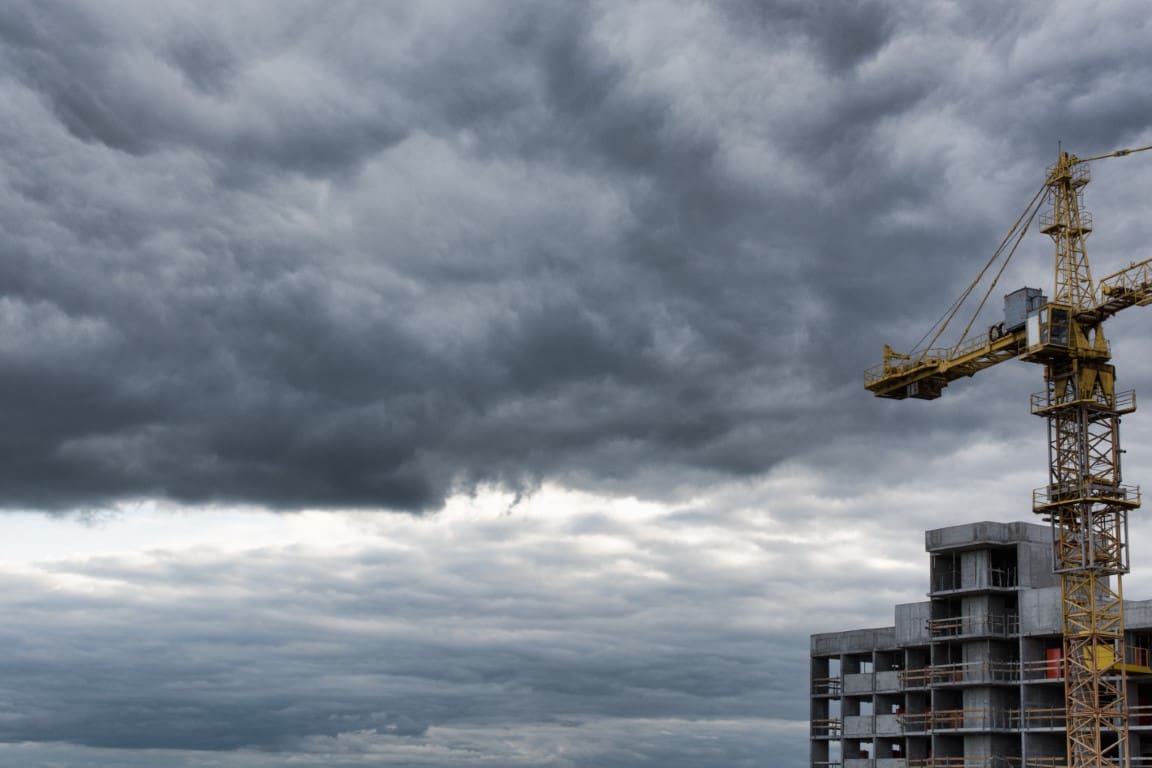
(1026, 152, 1136, 768)
(866, 146, 1152, 768)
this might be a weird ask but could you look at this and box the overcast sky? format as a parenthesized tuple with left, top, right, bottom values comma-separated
(2, 1, 1152, 766)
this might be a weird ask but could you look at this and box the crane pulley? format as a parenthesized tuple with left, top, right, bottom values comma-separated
(867, 144, 1152, 768)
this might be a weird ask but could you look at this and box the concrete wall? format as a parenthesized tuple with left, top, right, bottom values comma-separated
(873, 714, 900, 736)
(874, 670, 900, 693)
(925, 520, 1049, 552)
(842, 715, 872, 738)
(843, 673, 874, 696)
(895, 601, 929, 645)
(1011, 583, 1152, 635)
(811, 626, 896, 656)
(1018, 537, 1059, 589)
(964, 549, 986, 590)
(1126, 596, 1152, 628)
(1018, 585, 1061, 634)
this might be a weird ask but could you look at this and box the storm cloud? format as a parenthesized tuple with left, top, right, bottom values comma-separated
(2, 0, 1147, 513)
(3, 1, 1152, 766)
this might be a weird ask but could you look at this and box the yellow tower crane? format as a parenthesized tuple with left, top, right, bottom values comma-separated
(866, 144, 1152, 768)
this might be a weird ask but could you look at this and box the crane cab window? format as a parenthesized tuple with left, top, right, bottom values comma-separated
(1027, 306, 1070, 350)
(1046, 307, 1070, 346)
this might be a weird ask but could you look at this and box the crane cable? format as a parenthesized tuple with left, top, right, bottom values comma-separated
(953, 188, 1047, 348)
(907, 141, 1150, 363)
(910, 181, 1048, 361)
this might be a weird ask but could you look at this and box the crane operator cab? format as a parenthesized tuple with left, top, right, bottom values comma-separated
(1025, 304, 1070, 352)
(1001, 287, 1079, 363)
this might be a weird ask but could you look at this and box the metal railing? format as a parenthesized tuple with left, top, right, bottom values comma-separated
(1030, 387, 1134, 414)
(811, 717, 842, 737)
(813, 676, 842, 695)
(1129, 703, 1152, 727)
(831, 706, 1071, 736)
(899, 660, 1020, 687)
(865, 355, 938, 387)
(822, 759, 1134, 768)
(863, 332, 993, 387)
(931, 567, 1019, 593)
(906, 758, 1025, 768)
(900, 708, 1015, 732)
(1033, 481, 1140, 509)
(1011, 706, 1066, 729)
(1097, 256, 1152, 315)
(928, 613, 1019, 638)
(1039, 207, 1093, 234)
(825, 756, 1122, 768)
(1021, 658, 1064, 681)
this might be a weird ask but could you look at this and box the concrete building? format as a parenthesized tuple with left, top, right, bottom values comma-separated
(810, 521, 1152, 768)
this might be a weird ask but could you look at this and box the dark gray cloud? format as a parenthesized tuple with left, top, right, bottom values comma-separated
(2, 0, 1151, 514)
(720, 0, 897, 72)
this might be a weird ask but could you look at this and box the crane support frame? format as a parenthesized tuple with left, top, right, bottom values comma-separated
(1035, 153, 1139, 768)
(1034, 384, 1133, 768)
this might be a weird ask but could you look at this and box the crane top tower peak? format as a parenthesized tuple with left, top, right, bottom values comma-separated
(1045, 150, 1095, 310)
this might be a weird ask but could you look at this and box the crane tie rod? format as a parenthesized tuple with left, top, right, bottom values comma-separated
(907, 141, 1149, 362)
(1080, 143, 1152, 163)
(910, 182, 1048, 360)
(953, 188, 1046, 348)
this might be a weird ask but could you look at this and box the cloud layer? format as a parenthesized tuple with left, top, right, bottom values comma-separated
(3, 0, 1150, 513)
(0, 489, 898, 766)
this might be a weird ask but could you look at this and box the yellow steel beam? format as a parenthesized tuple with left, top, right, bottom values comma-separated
(864, 327, 1026, 399)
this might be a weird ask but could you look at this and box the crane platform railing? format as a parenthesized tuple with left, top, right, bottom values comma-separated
(864, 349, 948, 387)
(1039, 208, 1093, 235)
(864, 333, 1001, 385)
(864, 328, 1027, 398)
(1030, 388, 1136, 416)
(1087, 255, 1152, 322)
(1032, 482, 1140, 510)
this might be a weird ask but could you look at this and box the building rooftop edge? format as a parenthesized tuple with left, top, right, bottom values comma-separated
(925, 519, 1049, 552)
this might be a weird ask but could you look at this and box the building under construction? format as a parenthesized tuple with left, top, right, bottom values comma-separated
(809, 520, 1152, 768)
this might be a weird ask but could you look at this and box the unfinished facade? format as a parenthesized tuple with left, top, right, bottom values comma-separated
(810, 521, 1152, 767)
